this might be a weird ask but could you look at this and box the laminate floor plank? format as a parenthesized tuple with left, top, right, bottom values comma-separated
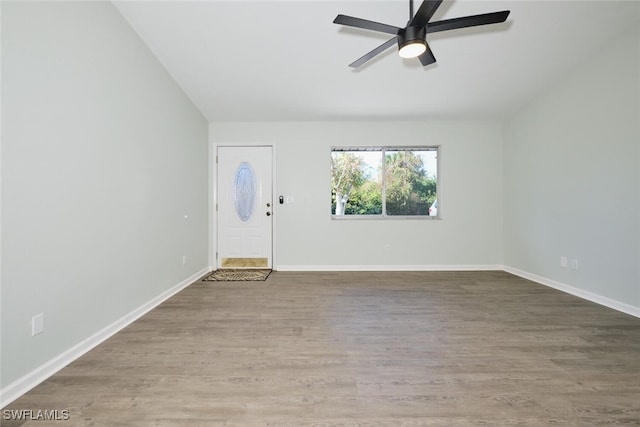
(3, 271, 640, 426)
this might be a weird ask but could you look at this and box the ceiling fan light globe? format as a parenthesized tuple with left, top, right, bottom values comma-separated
(398, 42, 426, 58)
(397, 25, 427, 59)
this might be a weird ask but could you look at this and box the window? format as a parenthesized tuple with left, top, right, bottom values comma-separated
(331, 147, 438, 218)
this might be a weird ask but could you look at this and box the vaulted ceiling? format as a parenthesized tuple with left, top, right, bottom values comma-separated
(113, 1, 640, 122)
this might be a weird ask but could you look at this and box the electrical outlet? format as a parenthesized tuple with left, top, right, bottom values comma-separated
(32, 313, 44, 336)
(384, 244, 391, 254)
(560, 256, 568, 268)
(182, 255, 187, 266)
(571, 259, 579, 270)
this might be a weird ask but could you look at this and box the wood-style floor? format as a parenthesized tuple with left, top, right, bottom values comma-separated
(4, 271, 640, 426)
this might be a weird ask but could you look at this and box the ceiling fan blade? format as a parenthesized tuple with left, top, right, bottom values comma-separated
(427, 10, 510, 34)
(418, 42, 436, 66)
(333, 14, 401, 35)
(349, 37, 398, 68)
(409, 0, 443, 27)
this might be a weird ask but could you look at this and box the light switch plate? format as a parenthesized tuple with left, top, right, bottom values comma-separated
(32, 313, 44, 336)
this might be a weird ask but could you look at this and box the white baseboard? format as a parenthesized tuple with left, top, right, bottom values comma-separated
(276, 264, 503, 272)
(503, 266, 640, 319)
(0, 267, 211, 408)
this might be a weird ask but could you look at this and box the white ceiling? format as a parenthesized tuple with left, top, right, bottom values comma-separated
(113, 0, 640, 122)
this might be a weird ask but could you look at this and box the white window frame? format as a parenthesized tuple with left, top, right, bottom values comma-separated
(331, 146, 440, 220)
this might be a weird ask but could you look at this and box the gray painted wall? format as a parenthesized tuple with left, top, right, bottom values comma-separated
(1, 1, 209, 389)
(503, 24, 640, 309)
(210, 120, 504, 269)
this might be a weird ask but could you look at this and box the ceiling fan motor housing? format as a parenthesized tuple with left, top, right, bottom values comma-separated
(398, 25, 427, 50)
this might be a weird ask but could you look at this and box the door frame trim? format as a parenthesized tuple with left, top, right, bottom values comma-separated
(211, 143, 276, 270)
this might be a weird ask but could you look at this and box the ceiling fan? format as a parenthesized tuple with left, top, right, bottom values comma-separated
(333, 0, 510, 68)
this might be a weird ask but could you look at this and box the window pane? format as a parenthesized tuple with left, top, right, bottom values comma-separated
(233, 162, 256, 222)
(331, 151, 382, 215)
(331, 147, 438, 218)
(385, 149, 437, 216)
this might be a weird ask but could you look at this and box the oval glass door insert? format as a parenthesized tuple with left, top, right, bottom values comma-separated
(233, 162, 256, 222)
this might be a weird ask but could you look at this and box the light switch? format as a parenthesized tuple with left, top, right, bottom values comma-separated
(32, 313, 44, 336)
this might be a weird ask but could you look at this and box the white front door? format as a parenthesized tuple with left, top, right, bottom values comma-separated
(217, 146, 273, 269)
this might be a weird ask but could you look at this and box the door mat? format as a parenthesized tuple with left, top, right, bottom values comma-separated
(203, 269, 271, 282)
